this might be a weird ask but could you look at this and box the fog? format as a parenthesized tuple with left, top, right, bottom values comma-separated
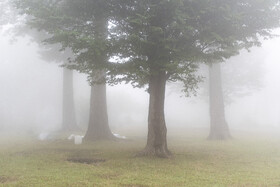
(1, 28, 280, 137)
(3, 1, 280, 185)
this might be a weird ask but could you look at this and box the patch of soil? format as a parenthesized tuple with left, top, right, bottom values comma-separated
(98, 173, 119, 180)
(123, 185, 149, 187)
(67, 158, 106, 164)
(0, 176, 18, 183)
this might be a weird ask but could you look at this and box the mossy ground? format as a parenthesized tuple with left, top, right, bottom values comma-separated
(1, 130, 280, 186)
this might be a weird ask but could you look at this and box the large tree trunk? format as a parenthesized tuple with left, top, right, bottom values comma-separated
(62, 68, 79, 131)
(138, 71, 171, 158)
(83, 79, 114, 141)
(83, 17, 114, 141)
(208, 63, 231, 140)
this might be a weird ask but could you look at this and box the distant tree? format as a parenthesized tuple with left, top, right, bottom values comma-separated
(40, 43, 79, 132)
(37, 35, 79, 132)
(2, 1, 79, 132)
(10, 22, 80, 132)
(222, 54, 264, 103)
(208, 63, 231, 139)
(174, 51, 265, 140)
(207, 50, 265, 140)
(174, 0, 280, 140)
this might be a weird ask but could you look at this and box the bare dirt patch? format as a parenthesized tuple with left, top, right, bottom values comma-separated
(122, 185, 149, 187)
(0, 176, 18, 183)
(67, 158, 106, 164)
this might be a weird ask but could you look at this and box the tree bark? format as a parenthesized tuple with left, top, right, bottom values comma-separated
(138, 71, 171, 158)
(83, 75, 114, 141)
(208, 63, 231, 140)
(82, 16, 114, 141)
(62, 68, 79, 131)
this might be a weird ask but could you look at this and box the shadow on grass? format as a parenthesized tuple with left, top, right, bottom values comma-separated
(0, 176, 18, 184)
(67, 158, 106, 165)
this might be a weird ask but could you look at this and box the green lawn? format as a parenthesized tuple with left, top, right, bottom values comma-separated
(1, 131, 280, 186)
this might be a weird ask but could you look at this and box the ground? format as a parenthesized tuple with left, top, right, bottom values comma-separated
(0, 129, 280, 186)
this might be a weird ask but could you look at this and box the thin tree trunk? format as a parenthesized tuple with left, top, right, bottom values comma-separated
(83, 73, 114, 141)
(62, 68, 79, 131)
(208, 63, 231, 140)
(138, 71, 171, 158)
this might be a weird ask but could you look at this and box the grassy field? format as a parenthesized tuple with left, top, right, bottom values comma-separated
(1, 130, 280, 186)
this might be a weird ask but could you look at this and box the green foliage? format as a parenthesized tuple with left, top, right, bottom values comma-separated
(13, 0, 280, 92)
(109, 0, 280, 93)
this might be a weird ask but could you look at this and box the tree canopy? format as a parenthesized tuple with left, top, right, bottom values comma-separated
(14, 0, 280, 157)
(14, 0, 280, 89)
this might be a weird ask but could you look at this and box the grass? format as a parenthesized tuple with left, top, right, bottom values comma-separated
(1, 130, 280, 186)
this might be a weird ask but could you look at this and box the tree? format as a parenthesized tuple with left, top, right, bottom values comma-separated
(62, 68, 78, 131)
(14, 0, 115, 140)
(12, 26, 80, 132)
(207, 52, 265, 140)
(222, 53, 264, 103)
(208, 63, 231, 140)
(38, 38, 79, 132)
(171, 0, 280, 141)
(15, 0, 280, 157)
(41, 45, 79, 132)
(57, 0, 116, 140)
(107, 1, 205, 157)
(108, 0, 279, 156)
(199, 0, 280, 140)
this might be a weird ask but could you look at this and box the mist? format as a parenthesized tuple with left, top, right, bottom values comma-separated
(2, 1, 280, 185)
(1, 29, 280, 136)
